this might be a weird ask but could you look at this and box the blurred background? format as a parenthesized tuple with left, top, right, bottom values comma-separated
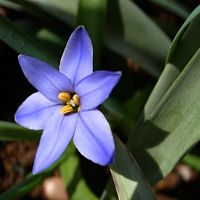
(0, 0, 200, 200)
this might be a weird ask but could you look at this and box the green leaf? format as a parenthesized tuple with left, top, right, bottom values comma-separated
(0, 16, 58, 66)
(12, 0, 171, 77)
(60, 152, 98, 200)
(144, 63, 179, 119)
(36, 28, 66, 57)
(144, 6, 200, 119)
(103, 98, 124, 121)
(111, 136, 156, 200)
(77, 0, 106, 66)
(166, 5, 200, 70)
(0, 146, 74, 200)
(8, 0, 70, 36)
(102, 98, 125, 132)
(27, 0, 78, 25)
(139, 5, 200, 116)
(124, 89, 150, 132)
(0, 0, 20, 9)
(105, 0, 171, 77)
(148, 0, 189, 19)
(0, 121, 40, 141)
(37, 29, 65, 46)
(101, 179, 118, 200)
(128, 48, 200, 184)
(102, 8, 200, 198)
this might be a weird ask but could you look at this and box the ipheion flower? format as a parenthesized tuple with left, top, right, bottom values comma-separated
(15, 26, 121, 174)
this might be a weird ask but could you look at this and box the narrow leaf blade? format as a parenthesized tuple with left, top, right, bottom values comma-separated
(0, 16, 58, 66)
(166, 5, 200, 70)
(111, 136, 156, 200)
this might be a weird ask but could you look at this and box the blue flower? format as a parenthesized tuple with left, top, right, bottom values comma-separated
(15, 26, 121, 174)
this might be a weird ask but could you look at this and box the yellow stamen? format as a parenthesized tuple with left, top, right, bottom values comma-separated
(58, 92, 71, 102)
(68, 99, 76, 107)
(60, 105, 73, 114)
(58, 92, 80, 114)
(72, 94, 80, 105)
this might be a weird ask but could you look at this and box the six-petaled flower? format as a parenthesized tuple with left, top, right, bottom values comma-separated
(15, 26, 121, 174)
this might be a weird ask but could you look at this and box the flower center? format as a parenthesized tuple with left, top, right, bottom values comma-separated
(58, 92, 80, 114)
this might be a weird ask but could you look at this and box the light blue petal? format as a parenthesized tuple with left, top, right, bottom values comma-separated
(75, 71, 121, 111)
(73, 110, 114, 165)
(18, 55, 73, 103)
(33, 111, 78, 174)
(59, 26, 93, 84)
(15, 92, 59, 130)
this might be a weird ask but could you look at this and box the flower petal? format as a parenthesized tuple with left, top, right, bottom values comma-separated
(18, 55, 73, 102)
(15, 92, 59, 130)
(73, 110, 114, 165)
(33, 111, 78, 174)
(75, 71, 121, 111)
(59, 26, 93, 84)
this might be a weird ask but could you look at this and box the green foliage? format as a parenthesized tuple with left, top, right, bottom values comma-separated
(4, 0, 171, 76)
(0, 16, 58, 66)
(110, 137, 156, 200)
(183, 154, 200, 172)
(60, 151, 98, 200)
(0, 1, 200, 200)
(0, 121, 40, 141)
(77, 0, 107, 66)
(166, 5, 200, 71)
(105, 0, 171, 77)
(103, 4, 200, 199)
(129, 48, 200, 184)
(148, 0, 189, 19)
